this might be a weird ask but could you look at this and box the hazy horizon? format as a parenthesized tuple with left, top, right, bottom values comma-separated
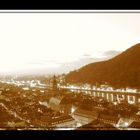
(0, 12, 140, 75)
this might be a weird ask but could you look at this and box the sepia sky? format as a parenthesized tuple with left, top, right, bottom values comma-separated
(0, 12, 140, 74)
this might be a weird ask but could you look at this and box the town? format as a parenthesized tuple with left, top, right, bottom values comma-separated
(0, 74, 140, 130)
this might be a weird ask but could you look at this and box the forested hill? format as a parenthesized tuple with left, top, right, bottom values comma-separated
(65, 43, 140, 89)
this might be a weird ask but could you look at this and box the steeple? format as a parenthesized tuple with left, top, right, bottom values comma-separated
(52, 74, 58, 94)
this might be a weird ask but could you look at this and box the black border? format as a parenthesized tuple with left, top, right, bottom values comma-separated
(0, 1, 139, 10)
(0, 130, 140, 140)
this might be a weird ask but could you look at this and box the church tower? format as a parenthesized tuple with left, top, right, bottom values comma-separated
(52, 74, 58, 95)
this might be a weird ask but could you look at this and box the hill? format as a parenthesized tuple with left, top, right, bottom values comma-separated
(65, 43, 140, 89)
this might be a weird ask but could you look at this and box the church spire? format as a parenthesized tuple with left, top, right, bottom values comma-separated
(52, 74, 58, 93)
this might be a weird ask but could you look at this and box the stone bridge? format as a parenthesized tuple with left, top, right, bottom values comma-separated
(61, 87, 140, 104)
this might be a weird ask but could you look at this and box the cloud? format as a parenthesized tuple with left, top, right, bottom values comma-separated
(102, 50, 121, 58)
(82, 53, 92, 57)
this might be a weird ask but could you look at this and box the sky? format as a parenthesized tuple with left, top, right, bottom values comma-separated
(0, 12, 140, 75)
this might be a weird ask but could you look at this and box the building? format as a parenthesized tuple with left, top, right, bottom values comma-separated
(76, 119, 118, 130)
(72, 108, 100, 126)
(50, 115, 77, 130)
(98, 113, 120, 126)
(128, 121, 140, 130)
(49, 94, 72, 115)
(48, 75, 79, 115)
(71, 98, 105, 126)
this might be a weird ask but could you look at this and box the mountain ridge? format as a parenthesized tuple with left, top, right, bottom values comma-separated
(65, 43, 140, 89)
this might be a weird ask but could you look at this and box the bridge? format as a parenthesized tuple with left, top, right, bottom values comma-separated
(60, 86, 140, 105)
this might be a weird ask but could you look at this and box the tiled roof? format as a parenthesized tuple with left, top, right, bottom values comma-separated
(76, 120, 118, 130)
(129, 121, 140, 128)
(74, 109, 99, 118)
(98, 113, 120, 123)
(50, 115, 74, 124)
(49, 95, 63, 105)
(49, 95, 73, 106)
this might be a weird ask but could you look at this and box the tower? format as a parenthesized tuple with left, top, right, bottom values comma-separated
(52, 74, 58, 94)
